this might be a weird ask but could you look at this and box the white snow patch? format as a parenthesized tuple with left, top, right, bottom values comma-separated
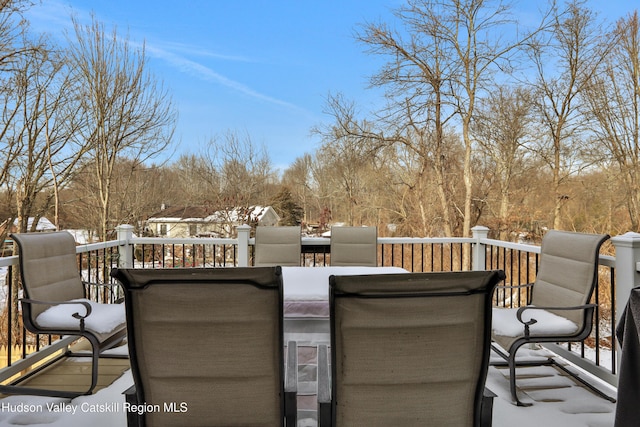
(36, 299, 125, 334)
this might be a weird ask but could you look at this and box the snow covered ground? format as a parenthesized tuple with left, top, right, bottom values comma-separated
(488, 348, 616, 427)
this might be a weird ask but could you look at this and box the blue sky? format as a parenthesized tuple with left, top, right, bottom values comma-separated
(23, 0, 637, 171)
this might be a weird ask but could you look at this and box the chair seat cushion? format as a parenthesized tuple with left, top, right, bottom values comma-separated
(36, 298, 125, 335)
(492, 307, 579, 337)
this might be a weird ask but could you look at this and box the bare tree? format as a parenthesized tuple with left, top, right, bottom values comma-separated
(66, 159, 178, 235)
(0, 0, 35, 237)
(206, 130, 276, 207)
(314, 101, 382, 226)
(584, 12, 640, 230)
(528, 0, 612, 229)
(356, 0, 549, 241)
(354, 6, 457, 236)
(170, 153, 227, 210)
(320, 91, 465, 236)
(281, 154, 314, 226)
(67, 15, 176, 240)
(2, 35, 87, 233)
(471, 85, 538, 240)
(0, 0, 32, 72)
(169, 130, 277, 236)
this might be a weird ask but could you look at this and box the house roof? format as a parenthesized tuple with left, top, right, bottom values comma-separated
(12, 217, 57, 231)
(205, 206, 279, 223)
(147, 206, 213, 221)
(147, 205, 279, 223)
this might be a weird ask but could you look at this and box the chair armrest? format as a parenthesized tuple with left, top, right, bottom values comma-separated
(21, 298, 92, 331)
(317, 344, 331, 427)
(516, 304, 597, 323)
(285, 341, 297, 427)
(21, 298, 92, 318)
(516, 304, 596, 338)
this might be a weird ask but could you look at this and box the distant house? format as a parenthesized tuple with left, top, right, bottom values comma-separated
(146, 205, 280, 238)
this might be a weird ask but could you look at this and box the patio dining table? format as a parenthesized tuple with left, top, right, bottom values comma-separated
(281, 266, 408, 318)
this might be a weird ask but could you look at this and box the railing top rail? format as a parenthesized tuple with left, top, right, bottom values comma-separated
(480, 237, 616, 268)
(128, 236, 477, 246)
(300, 236, 475, 246)
(131, 236, 238, 246)
(0, 255, 17, 268)
(301, 237, 329, 245)
(479, 237, 541, 253)
(75, 240, 123, 253)
(598, 255, 616, 268)
(378, 236, 475, 244)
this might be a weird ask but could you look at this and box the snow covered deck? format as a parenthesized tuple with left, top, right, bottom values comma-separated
(0, 343, 617, 426)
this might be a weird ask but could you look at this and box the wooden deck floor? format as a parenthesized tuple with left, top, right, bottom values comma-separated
(0, 340, 130, 397)
(10, 357, 130, 396)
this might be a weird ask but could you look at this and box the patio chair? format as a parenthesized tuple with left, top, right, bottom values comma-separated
(254, 225, 301, 266)
(490, 230, 612, 406)
(329, 226, 377, 267)
(4, 231, 127, 398)
(321, 270, 505, 426)
(111, 266, 297, 427)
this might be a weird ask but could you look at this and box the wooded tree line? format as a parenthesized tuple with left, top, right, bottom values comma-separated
(1, 0, 640, 244)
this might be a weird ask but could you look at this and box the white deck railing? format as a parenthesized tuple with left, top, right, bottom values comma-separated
(1, 224, 639, 390)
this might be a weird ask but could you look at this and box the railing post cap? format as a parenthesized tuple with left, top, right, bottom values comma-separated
(471, 226, 490, 238)
(116, 224, 135, 231)
(236, 224, 251, 231)
(611, 232, 640, 247)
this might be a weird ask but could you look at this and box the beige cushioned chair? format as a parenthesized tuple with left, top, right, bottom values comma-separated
(6, 231, 127, 398)
(329, 226, 377, 267)
(111, 266, 297, 427)
(254, 225, 301, 266)
(321, 270, 505, 426)
(491, 230, 612, 406)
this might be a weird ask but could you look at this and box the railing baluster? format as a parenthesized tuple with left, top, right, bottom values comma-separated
(410, 243, 415, 272)
(400, 244, 404, 268)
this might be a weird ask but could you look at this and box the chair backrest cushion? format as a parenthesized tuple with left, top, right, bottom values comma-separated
(254, 226, 301, 266)
(11, 232, 85, 319)
(112, 266, 284, 427)
(532, 230, 609, 326)
(330, 226, 377, 267)
(329, 270, 504, 426)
